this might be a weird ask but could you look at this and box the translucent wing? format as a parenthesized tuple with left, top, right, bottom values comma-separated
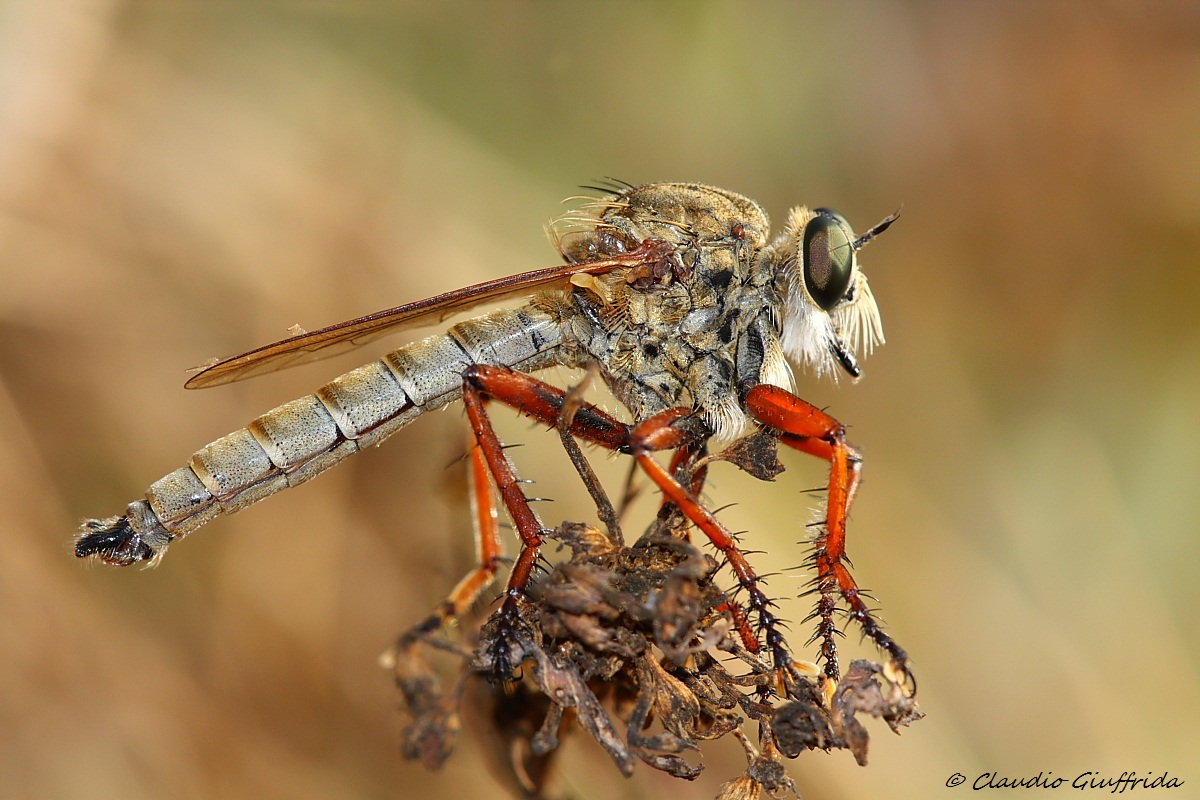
(185, 241, 672, 389)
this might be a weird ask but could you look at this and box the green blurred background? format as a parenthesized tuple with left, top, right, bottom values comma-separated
(2, 2, 1198, 798)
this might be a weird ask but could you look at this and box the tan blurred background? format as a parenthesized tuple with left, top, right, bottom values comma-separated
(3, 1, 1199, 798)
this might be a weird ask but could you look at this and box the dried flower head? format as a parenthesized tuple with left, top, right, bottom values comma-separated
(385, 504, 920, 798)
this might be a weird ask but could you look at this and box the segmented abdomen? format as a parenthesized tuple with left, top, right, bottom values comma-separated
(88, 305, 564, 562)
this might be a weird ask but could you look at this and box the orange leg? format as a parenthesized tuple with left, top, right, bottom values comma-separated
(461, 365, 794, 673)
(743, 383, 908, 683)
(666, 438, 709, 499)
(406, 438, 505, 640)
(712, 598, 759, 659)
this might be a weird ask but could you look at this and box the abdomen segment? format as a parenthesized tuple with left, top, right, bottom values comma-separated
(76, 306, 564, 566)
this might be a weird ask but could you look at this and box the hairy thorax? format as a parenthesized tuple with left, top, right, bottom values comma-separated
(543, 183, 793, 441)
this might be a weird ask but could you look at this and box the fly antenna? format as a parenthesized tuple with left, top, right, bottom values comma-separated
(853, 207, 901, 250)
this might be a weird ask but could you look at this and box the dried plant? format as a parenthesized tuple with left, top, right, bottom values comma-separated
(384, 441, 920, 799)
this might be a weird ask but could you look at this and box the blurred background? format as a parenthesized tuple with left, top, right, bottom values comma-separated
(2, 2, 1198, 798)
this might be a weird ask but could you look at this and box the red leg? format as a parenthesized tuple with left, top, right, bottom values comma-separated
(711, 598, 758, 659)
(744, 383, 909, 684)
(462, 365, 795, 675)
(459, 374, 553, 675)
(405, 435, 506, 642)
(667, 439, 709, 499)
(461, 438, 505, 607)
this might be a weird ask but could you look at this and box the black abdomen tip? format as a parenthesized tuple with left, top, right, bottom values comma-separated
(75, 517, 153, 566)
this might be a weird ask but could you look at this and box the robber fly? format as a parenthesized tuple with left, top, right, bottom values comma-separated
(76, 181, 905, 685)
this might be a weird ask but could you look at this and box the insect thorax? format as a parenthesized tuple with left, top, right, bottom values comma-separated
(549, 183, 795, 442)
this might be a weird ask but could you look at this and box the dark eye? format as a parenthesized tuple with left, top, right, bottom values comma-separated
(802, 209, 856, 312)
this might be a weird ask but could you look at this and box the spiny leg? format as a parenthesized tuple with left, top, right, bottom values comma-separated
(743, 383, 909, 686)
(384, 436, 507, 764)
(459, 371, 554, 678)
(631, 441, 797, 688)
(462, 365, 797, 680)
(404, 438, 505, 642)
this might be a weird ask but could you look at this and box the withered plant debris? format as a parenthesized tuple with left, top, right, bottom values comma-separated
(384, 493, 921, 799)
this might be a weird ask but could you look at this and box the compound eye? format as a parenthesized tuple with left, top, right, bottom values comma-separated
(802, 209, 856, 312)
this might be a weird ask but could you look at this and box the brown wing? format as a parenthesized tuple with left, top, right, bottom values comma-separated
(184, 240, 673, 389)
